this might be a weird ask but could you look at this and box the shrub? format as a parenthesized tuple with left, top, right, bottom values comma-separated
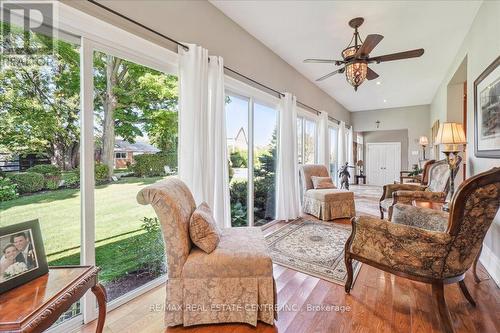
(26, 164, 61, 176)
(0, 176, 18, 201)
(132, 153, 176, 177)
(95, 163, 109, 183)
(8, 172, 44, 194)
(27, 165, 62, 190)
(119, 217, 166, 276)
(230, 150, 247, 168)
(62, 171, 80, 188)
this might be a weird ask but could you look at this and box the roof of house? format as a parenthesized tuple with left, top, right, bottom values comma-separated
(114, 139, 160, 153)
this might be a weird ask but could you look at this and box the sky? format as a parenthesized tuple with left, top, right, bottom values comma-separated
(225, 94, 278, 148)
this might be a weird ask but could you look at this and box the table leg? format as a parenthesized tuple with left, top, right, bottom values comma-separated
(91, 283, 107, 333)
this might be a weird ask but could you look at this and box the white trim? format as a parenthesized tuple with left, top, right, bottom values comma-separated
(79, 36, 97, 324)
(247, 97, 255, 226)
(55, 2, 178, 74)
(224, 75, 279, 108)
(479, 243, 500, 287)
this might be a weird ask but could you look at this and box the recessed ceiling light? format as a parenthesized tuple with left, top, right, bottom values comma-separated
(383, 99, 387, 103)
(376, 81, 381, 85)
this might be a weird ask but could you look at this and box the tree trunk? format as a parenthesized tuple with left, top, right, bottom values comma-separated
(101, 55, 119, 179)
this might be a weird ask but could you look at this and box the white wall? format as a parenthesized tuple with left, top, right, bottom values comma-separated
(351, 105, 431, 169)
(63, 0, 351, 123)
(430, 0, 500, 286)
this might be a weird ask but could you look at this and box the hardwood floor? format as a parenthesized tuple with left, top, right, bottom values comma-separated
(79, 218, 499, 333)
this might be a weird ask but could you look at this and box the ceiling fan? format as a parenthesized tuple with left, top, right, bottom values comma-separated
(304, 17, 424, 91)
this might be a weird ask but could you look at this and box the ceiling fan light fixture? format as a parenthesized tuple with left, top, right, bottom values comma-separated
(346, 61, 367, 91)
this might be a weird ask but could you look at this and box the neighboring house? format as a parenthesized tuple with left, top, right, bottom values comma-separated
(113, 139, 160, 169)
(227, 127, 248, 152)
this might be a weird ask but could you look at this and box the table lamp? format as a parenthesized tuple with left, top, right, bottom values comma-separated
(419, 136, 429, 160)
(435, 122, 466, 210)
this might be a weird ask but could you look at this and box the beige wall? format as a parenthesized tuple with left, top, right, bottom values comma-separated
(430, 1, 500, 285)
(63, 0, 351, 123)
(351, 105, 431, 169)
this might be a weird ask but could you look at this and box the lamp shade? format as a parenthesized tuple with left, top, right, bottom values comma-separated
(435, 123, 466, 144)
(435, 122, 466, 152)
(419, 136, 429, 145)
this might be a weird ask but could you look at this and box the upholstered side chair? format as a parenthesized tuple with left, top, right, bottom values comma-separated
(299, 164, 356, 221)
(379, 158, 460, 220)
(137, 177, 277, 327)
(345, 167, 500, 333)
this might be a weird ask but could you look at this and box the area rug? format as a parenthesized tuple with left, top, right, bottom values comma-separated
(350, 184, 383, 218)
(265, 219, 361, 285)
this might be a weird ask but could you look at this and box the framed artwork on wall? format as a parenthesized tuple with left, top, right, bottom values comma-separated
(474, 56, 500, 158)
(0, 220, 48, 293)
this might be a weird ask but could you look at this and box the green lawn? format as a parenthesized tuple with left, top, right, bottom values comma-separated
(0, 176, 165, 283)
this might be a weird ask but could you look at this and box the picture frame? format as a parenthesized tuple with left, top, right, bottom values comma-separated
(0, 219, 48, 294)
(474, 56, 500, 158)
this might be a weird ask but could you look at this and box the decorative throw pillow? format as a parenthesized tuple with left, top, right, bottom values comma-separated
(311, 176, 336, 189)
(189, 202, 221, 253)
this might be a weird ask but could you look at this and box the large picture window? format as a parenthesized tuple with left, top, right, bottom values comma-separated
(225, 92, 278, 227)
(297, 116, 318, 165)
(92, 49, 177, 302)
(1, 3, 179, 329)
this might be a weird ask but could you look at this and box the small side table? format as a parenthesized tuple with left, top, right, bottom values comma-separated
(0, 265, 107, 333)
(354, 175, 366, 185)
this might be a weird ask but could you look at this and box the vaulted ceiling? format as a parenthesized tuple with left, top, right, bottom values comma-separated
(211, 1, 481, 111)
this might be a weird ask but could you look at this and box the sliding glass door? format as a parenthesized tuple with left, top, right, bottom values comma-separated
(329, 126, 339, 184)
(92, 48, 177, 302)
(226, 94, 250, 227)
(0, 19, 83, 324)
(297, 116, 318, 165)
(225, 92, 278, 227)
(253, 102, 278, 226)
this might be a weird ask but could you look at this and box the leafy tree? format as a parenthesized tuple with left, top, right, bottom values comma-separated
(0, 22, 179, 176)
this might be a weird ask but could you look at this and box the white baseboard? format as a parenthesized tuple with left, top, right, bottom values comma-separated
(479, 244, 500, 287)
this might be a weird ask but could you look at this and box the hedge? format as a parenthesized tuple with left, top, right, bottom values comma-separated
(0, 176, 18, 201)
(27, 164, 62, 190)
(8, 172, 45, 194)
(132, 153, 177, 177)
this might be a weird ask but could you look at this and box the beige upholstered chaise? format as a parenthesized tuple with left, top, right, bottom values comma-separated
(137, 177, 276, 327)
(300, 164, 355, 221)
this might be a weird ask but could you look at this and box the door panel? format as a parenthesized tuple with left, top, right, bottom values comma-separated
(367, 143, 401, 186)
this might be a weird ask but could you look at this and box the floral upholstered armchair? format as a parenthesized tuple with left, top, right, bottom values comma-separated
(345, 167, 500, 333)
(137, 177, 276, 327)
(379, 158, 460, 220)
(299, 164, 356, 221)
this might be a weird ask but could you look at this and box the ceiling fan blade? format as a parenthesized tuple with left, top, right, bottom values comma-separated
(369, 48, 424, 63)
(304, 58, 344, 64)
(316, 68, 344, 81)
(355, 34, 384, 58)
(366, 67, 379, 80)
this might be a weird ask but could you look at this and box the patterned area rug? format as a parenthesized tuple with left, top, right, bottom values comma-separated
(265, 219, 361, 285)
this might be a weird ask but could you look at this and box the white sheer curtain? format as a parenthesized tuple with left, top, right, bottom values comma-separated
(337, 121, 347, 172)
(276, 93, 301, 221)
(317, 111, 330, 169)
(178, 44, 230, 227)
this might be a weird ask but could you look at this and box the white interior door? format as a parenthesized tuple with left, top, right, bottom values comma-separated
(367, 142, 401, 186)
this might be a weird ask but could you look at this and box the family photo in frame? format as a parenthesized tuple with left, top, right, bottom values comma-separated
(0, 220, 48, 293)
(474, 56, 500, 158)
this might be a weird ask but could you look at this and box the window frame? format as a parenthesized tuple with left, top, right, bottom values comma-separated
(225, 77, 280, 227)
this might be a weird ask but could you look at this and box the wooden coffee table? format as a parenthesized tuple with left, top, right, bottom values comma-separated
(0, 265, 106, 333)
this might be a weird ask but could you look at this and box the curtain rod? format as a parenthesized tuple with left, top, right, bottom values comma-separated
(86, 0, 348, 128)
